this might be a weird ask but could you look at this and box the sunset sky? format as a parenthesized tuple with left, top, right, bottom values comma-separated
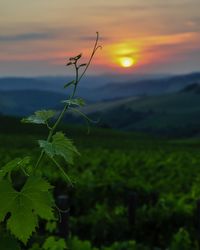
(0, 0, 200, 76)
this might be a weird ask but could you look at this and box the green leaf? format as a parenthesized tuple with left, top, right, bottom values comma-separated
(7, 197, 38, 245)
(38, 140, 55, 157)
(0, 176, 55, 244)
(0, 180, 18, 221)
(43, 236, 67, 250)
(68, 236, 97, 250)
(64, 80, 75, 88)
(46, 221, 57, 233)
(0, 157, 31, 180)
(62, 98, 85, 107)
(22, 176, 54, 220)
(52, 132, 79, 164)
(22, 110, 56, 125)
(39, 132, 79, 165)
(0, 158, 21, 179)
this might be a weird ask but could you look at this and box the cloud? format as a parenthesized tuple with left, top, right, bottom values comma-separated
(186, 17, 200, 29)
(0, 31, 55, 42)
(93, 1, 199, 13)
(79, 35, 109, 42)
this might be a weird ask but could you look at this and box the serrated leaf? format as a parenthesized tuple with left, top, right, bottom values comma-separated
(0, 180, 18, 221)
(22, 176, 54, 220)
(24, 175, 52, 192)
(64, 80, 75, 88)
(39, 132, 79, 165)
(52, 132, 79, 164)
(7, 197, 38, 244)
(22, 110, 56, 125)
(43, 236, 67, 250)
(19, 156, 31, 166)
(0, 157, 31, 180)
(0, 177, 55, 244)
(62, 98, 85, 107)
(0, 158, 21, 179)
(38, 140, 55, 157)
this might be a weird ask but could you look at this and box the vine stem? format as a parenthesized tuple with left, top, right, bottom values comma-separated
(34, 32, 100, 172)
(49, 156, 73, 186)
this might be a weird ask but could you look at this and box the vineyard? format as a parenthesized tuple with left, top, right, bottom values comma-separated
(1, 117, 200, 249)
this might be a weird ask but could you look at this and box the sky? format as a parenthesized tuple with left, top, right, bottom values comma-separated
(0, 0, 200, 76)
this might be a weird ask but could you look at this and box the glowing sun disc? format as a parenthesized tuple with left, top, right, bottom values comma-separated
(120, 57, 135, 68)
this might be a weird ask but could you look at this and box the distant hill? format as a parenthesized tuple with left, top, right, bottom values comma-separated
(76, 84, 200, 136)
(0, 77, 50, 91)
(37, 74, 168, 89)
(96, 72, 200, 100)
(180, 82, 200, 94)
(0, 90, 66, 116)
(1, 73, 200, 136)
(1, 85, 200, 136)
(1, 72, 200, 101)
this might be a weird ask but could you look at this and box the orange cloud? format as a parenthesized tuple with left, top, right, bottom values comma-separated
(102, 31, 199, 71)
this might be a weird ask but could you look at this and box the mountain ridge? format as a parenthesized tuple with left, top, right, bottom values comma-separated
(1, 72, 200, 101)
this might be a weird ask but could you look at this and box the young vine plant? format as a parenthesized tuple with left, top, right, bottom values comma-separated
(0, 32, 101, 248)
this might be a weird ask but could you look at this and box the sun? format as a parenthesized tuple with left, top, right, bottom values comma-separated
(119, 57, 135, 68)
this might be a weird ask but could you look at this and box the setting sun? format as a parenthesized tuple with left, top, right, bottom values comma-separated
(119, 57, 135, 68)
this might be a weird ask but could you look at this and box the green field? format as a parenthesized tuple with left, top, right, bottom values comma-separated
(1, 115, 200, 249)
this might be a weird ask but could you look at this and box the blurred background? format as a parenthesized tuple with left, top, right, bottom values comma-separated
(1, 0, 200, 249)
